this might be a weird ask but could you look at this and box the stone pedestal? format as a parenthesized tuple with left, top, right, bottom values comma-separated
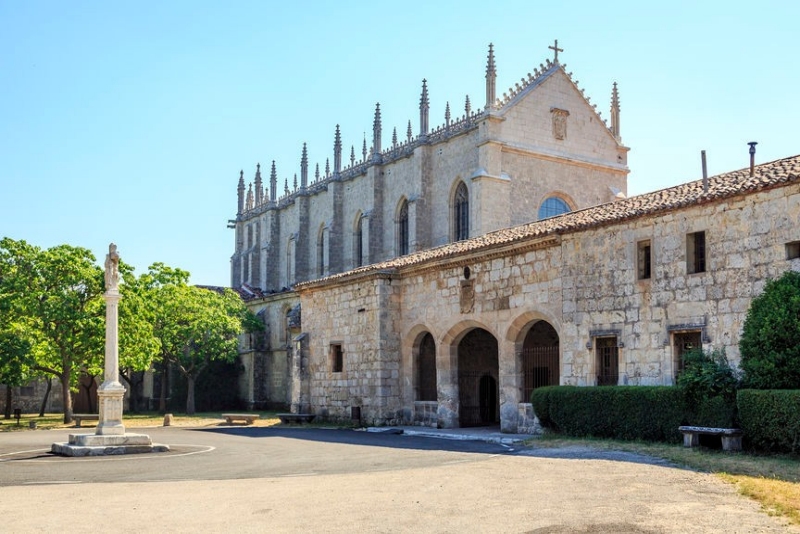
(51, 433, 169, 457)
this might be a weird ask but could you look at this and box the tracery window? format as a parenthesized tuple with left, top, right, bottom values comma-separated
(397, 200, 409, 256)
(355, 216, 364, 267)
(453, 182, 469, 241)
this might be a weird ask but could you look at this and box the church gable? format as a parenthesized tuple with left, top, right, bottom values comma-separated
(497, 66, 623, 163)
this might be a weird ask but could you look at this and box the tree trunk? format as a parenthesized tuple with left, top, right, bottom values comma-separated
(158, 364, 168, 413)
(186, 375, 196, 415)
(38, 377, 52, 417)
(4, 384, 11, 419)
(61, 372, 73, 424)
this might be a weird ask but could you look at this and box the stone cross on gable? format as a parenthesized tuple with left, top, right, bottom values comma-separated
(549, 39, 563, 63)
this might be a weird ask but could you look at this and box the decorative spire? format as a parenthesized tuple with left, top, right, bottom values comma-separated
(293, 173, 298, 191)
(445, 101, 451, 129)
(315, 162, 320, 182)
(407, 120, 413, 143)
(325, 158, 330, 177)
(333, 124, 342, 175)
(465, 95, 471, 118)
(284, 177, 289, 197)
(372, 103, 382, 159)
(419, 79, 429, 136)
(610, 82, 621, 141)
(485, 43, 496, 110)
(246, 182, 254, 211)
(350, 145, 356, 167)
(392, 126, 398, 148)
(300, 143, 308, 189)
(254, 163, 262, 206)
(237, 170, 245, 215)
(269, 160, 277, 202)
(362, 134, 367, 162)
(548, 39, 564, 64)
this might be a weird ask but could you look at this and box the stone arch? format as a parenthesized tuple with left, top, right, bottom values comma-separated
(506, 311, 562, 404)
(536, 191, 576, 220)
(440, 320, 500, 427)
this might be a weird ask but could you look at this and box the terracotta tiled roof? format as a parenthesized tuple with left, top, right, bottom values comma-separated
(296, 154, 800, 288)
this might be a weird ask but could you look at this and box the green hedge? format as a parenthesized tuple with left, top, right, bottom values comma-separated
(531, 386, 687, 443)
(738, 389, 800, 453)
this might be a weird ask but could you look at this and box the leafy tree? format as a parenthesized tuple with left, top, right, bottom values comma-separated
(740, 271, 800, 389)
(117, 263, 162, 412)
(0, 327, 33, 418)
(0, 238, 105, 423)
(153, 284, 257, 414)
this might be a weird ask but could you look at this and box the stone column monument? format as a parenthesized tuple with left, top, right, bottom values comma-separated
(96, 243, 126, 436)
(51, 244, 169, 456)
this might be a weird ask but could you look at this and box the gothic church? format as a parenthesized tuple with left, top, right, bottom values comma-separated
(229, 42, 800, 433)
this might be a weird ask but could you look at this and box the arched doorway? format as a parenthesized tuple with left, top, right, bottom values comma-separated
(521, 321, 560, 403)
(457, 328, 498, 427)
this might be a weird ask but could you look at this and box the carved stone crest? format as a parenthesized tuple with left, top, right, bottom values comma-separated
(460, 280, 474, 314)
(550, 108, 570, 140)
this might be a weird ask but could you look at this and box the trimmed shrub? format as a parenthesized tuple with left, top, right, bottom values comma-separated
(677, 348, 739, 428)
(531, 386, 686, 443)
(739, 270, 800, 389)
(738, 389, 800, 453)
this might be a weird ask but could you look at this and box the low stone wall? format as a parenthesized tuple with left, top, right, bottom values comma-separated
(517, 403, 542, 435)
(413, 401, 438, 427)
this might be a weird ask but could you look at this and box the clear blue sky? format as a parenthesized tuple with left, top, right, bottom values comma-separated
(1, 1, 797, 286)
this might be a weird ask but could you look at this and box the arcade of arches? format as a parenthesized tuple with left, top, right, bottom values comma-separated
(411, 320, 560, 430)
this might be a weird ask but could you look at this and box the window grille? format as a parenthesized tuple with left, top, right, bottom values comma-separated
(596, 337, 619, 386)
(673, 331, 702, 377)
(687, 231, 706, 274)
(538, 197, 570, 220)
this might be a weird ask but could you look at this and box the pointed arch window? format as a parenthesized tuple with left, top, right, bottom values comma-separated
(397, 199, 409, 256)
(317, 226, 326, 277)
(355, 216, 364, 267)
(453, 182, 469, 241)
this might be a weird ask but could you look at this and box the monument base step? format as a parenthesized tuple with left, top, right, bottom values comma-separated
(51, 433, 169, 456)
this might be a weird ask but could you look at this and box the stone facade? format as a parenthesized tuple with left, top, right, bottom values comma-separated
(230, 44, 628, 412)
(292, 157, 800, 431)
(228, 41, 800, 433)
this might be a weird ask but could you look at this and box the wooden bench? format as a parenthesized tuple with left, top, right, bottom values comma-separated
(221, 413, 260, 425)
(679, 426, 743, 451)
(277, 413, 316, 424)
(73, 414, 99, 427)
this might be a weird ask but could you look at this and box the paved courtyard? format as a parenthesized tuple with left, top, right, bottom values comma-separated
(0, 426, 795, 533)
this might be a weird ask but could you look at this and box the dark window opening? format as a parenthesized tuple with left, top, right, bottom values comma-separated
(331, 344, 343, 373)
(687, 231, 706, 274)
(355, 218, 364, 267)
(596, 337, 619, 386)
(398, 201, 409, 256)
(637, 240, 652, 280)
(454, 182, 469, 241)
(673, 331, 702, 378)
(787, 241, 800, 260)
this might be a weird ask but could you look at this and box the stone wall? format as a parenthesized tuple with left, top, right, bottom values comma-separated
(293, 180, 800, 433)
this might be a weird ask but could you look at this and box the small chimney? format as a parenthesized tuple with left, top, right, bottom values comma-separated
(701, 150, 708, 193)
(748, 141, 758, 177)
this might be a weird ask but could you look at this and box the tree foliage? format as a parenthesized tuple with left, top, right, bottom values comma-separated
(152, 283, 257, 414)
(1, 238, 105, 422)
(739, 270, 800, 389)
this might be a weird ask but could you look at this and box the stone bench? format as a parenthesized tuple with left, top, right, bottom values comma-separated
(277, 413, 316, 424)
(678, 426, 743, 451)
(221, 413, 260, 425)
(73, 414, 99, 427)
